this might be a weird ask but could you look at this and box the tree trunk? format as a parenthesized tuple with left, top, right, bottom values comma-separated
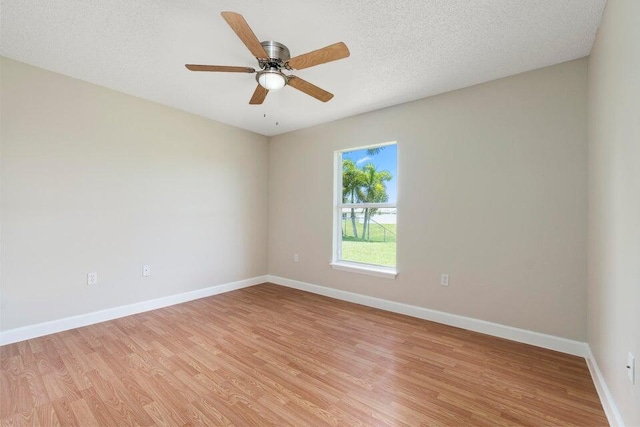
(363, 208, 369, 241)
(350, 208, 358, 239)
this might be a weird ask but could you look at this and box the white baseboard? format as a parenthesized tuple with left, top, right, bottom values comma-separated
(585, 345, 626, 427)
(0, 275, 268, 346)
(267, 275, 589, 357)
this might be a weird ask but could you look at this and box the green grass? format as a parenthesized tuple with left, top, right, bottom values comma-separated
(341, 220, 396, 267)
(341, 240, 396, 267)
(341, 220, 396, 243)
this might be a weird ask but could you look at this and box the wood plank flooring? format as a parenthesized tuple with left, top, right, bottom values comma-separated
(1, 283, 607, 426)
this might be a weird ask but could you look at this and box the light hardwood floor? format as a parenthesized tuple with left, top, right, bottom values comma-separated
(1, 283, 607, 426)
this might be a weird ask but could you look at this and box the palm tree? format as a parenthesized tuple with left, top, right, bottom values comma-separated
(342, 159, 365, 238)
(366, 146, 386, 155)
(360, 163, 392, 240)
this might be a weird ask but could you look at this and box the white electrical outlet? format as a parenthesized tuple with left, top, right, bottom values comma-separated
(87, 272, 97, 285)
(143, 265, 151, 277)
(294, 253, 299, 262)
(628, 353, 635, 384)
(441, 274, 449, 286)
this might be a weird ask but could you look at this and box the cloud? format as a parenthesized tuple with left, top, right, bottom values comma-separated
(356, 156, 371, 165)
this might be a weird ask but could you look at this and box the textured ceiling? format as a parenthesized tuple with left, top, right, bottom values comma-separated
(1, 0, 606, 136)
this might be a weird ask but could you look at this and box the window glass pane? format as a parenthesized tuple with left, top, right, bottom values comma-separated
(341, 145, 397, 205)
(340, 207, 396, 267)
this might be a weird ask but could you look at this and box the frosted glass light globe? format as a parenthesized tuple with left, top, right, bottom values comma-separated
(257, 70, 286, 91)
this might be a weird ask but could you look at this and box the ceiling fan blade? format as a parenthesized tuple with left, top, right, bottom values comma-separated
(185, 64, 255, 73)
(250, 85, 268, 104)
(221, 12, 269, 59)
(287, 76, 334, 102)
(287, 42, 350, 70)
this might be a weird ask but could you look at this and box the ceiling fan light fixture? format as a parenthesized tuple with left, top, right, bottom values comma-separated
(257, 69, 286, 91)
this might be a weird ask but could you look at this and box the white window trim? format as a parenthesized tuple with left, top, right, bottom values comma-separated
(341, 202, 396, 209)
(331, 142, 397, 278)
(330, 261, 398, 278)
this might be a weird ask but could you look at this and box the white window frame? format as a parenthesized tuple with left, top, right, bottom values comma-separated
(331, 142, 398, 279)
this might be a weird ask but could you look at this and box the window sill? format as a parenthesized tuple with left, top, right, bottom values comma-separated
(330, 262, 397, 279)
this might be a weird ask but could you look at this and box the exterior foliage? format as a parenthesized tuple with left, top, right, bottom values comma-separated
(342, 159, 392, 241)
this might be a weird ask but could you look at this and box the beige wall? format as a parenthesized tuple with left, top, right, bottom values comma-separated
(588, 0, 640, 424)
(269, 59, 589, 340)
(0, 57, 269, 331)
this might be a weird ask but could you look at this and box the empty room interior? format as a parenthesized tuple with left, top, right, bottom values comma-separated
(1, 0, 638, 425)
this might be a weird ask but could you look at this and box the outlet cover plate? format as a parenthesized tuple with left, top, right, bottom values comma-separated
(87, 272, 97, 285)
(441, 274, 449, 286)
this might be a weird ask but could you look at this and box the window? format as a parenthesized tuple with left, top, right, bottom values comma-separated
(332, 142, 397, 278)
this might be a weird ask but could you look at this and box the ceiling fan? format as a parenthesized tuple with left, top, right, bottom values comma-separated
(185, 12, 350, 105)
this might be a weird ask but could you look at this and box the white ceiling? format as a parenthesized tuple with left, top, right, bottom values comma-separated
(1, 0, 606, 136)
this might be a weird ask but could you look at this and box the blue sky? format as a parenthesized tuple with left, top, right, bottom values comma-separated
(343, 144, 397, 204)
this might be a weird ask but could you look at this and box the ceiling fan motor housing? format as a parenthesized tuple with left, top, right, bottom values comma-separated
(256, 41, 290, 89)
(260, 41, 290, 66)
